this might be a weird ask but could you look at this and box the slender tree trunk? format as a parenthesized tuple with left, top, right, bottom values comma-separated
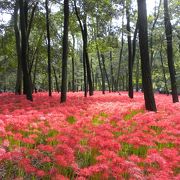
(91, 58, 95, 90)
(83, 19, 93, 96)
(32, 54, 38, 92)
(14, 0, 22, 95)
(83, 51, 87, 97)
(117, 6, 124, 91)
(52, 66, 59, 93)
(97, 46, 105, 94)
(109, 51, 114, 91)
(19, 0, 33, 101)
(126, 1, 133, 98)
(160, 41, 169, 94)
(164, 0, 179, 102)
(150, 0, 162, 67)
(45, 0, 52, 96)
(135, 54, 140, 92)
(94, 16, 105, 94)
(137, 0, 157, 111)
(61, 0, 69, 102)
(132, 20, 138, 66)
(74, 0, 93, 96)
(101, 54, 111, 92)
(72, 34, 75, 92)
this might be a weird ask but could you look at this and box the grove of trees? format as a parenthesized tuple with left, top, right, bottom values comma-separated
(0, 0, 179, 111)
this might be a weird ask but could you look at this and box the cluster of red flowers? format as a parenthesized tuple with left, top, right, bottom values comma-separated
(0, 92, 179, 179)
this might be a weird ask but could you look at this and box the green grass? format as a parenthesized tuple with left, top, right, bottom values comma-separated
(124, 109, 144, 121)
(66, 116, 77, 124)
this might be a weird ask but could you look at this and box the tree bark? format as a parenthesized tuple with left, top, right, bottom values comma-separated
(83, 18, 93, 96)
(135, 54, 140, 92)
(117, 4, 124, 91)
(61, 0, 69, 102)
(45, 0, 52, 96)
(19, 0, 33, 101)
(137, 0, 157, 111)
(101, 54, 111, 92)
(53, 66, 59, 93)
(14, 0, 22, 95)
(160, 40, 169, 94)
(72, 34, 75, 92)
(126, 1, 133, 98)
(150, 0, 162, 67)
(74, 0, 93, 96)
(109, 51, 114, 91)
(164, 0, 179, 102)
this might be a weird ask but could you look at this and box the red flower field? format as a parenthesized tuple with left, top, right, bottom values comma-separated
(0, 92, 179, 179)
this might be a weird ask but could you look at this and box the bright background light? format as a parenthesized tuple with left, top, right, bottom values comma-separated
(0, 0, 157, 24)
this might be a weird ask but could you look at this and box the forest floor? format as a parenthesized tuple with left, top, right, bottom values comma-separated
(0, 92, 179, 179)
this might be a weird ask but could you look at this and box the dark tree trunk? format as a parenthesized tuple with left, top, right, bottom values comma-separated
(14, 0, 22, 95)
(45, 0, 52, 96)
(101, 54, 111, 92)
(126, 1, 133, 98)
(150, 0, 162, 67)
(94, 16, 105, 94)
(72, 34, 75, 92)
(135, 54, 140, 92)
(164, 0, 179, 102)
(32, 54, 38, 92)
(83, 50, 87, 97)
(137, 0, 157, 111)
(97, 46, 105, 94)
(117, 5, 124, 91)
(19, 0, 33, 101)
(109, 51, 114, 91)
(132, 20, 138, 66)
(91, 58, 95, 90)
(74, 0, 93, 96)
(53, 66, 59, 93)
(83, 19, 93, 96)
(160, 40, 169, 94)
(61, 0, 69, 102)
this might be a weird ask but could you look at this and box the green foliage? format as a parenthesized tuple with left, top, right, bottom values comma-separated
(150, 126, 163, 134)
(66, 116, 77, 124)
(155, 142, 175, 150)
(91, 112, 108, 126)
(124, 109, 144, 121)
(118, 143, 148, 158)
(76, 148, 98, 168)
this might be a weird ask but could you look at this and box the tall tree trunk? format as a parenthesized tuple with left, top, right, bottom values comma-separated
(160, 40, 169, 94)
(61, 0, 69, 102)
(135, 54, 140, 92)
(74, 0, 93, 96)
(101, 54, 111, 92)
(91, 58, 95, 90)
(97, 45, 105, 94)
(45, 0, 52, 96)
(132, 20, 138, 66)
(117, 5, 124, 91)
(14, 0, 22, 95)
(150, 0, 162, 67)
(109, 51, 114, 91)
(83, 18, 93, 96)
(19, 0, 33, 101)
(137, 0, 157, 111)
(32, 54, 38, 92)
(72, 34, 75, 92)
(126, 0, 133, 98)
(94, 16, 105, 94)
(83, 50, 87, 97)
(53, 66, 59, 93)
(164, 0, 179, 102)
